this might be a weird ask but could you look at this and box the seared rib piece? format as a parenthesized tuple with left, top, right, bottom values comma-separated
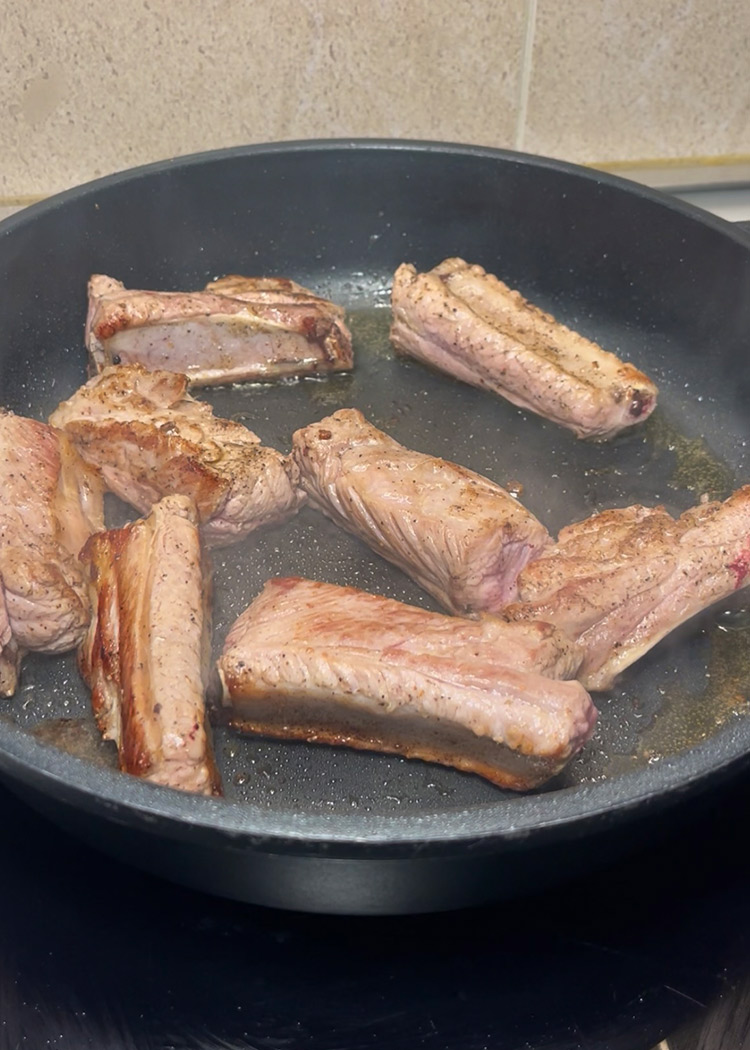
(292, 408, 549, 613)
(505, 486, 750, 690)
(85, 273, 353, 386)
(218, 577, 596, 791)
(390, 258, 658, 440)
(79, 495, 221, 795)
(0, 411, 104, 696)
(50, 364, 304, 547)
(204, 274, 324, 300)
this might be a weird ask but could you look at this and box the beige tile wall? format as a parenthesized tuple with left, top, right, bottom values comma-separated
(524, 0, 750, 163)
(2, 0, 750, 203)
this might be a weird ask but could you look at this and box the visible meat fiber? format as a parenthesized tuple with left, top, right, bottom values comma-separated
(218, 577, 597, 790)
(390, 258, 658, 440)
(50, 364, 304, 547)
(79, 495, 221, 795)
(85, 273, 353, 386)
(0, 410, 104, 696)
(505, 486, 750, 690)
(292, 409, 550, 613)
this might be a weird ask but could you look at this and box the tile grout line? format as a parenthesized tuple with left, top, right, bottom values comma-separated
(514, 0, 538, 151)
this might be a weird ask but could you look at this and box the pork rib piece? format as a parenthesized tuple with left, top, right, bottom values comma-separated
(50, 364, 304, 547)
(505, 486, 750, 690)
(0, 410, 104, 696)
(203, 274, 325, 300)
(292, 408, 549, 613)
(218, 577, 596, 791)
(390, 258, 658, 440)
(79, 495, 221, 795)
(85, 273, 353, 386)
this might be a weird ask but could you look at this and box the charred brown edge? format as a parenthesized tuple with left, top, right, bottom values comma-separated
(228, 715, 545, 792)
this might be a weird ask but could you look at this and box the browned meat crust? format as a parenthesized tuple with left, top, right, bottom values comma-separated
(85, 273, 353, 386)
(0, 410, 104, 696)
(505, 486, 750, 690)
(390, 258, 658, 439)
(292, 408, 550, 613)
(79, 495, 221, 795)
(218, 577, 596, 791)
(50, 364, 305, 547)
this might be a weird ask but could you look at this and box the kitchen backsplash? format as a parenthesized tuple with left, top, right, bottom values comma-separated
(3, 0, 750, 202)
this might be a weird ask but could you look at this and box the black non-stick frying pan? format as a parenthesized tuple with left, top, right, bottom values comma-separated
(1, 139, 750, 915)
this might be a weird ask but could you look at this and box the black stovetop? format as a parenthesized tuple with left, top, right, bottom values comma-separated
(2, 768, 750, 1050)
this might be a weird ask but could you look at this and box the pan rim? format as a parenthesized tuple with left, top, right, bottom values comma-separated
(1, 137, 750, 856)
(1, 711, 749, 851)
(2, 135, 748, 252)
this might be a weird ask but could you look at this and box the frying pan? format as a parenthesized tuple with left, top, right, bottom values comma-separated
(1, 139, 750, 915)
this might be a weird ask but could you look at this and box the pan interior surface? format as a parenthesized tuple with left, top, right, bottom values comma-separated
(1, 141, 750, 857)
